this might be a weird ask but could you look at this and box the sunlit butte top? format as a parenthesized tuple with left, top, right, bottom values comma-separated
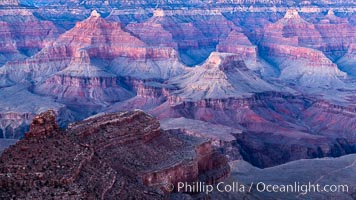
(153, 9, 165, 17)
(284, 9, 300, 19)
(90, 10, 101, 17)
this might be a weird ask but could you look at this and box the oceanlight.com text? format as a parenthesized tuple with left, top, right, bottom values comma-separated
(175, 181, 349, 195)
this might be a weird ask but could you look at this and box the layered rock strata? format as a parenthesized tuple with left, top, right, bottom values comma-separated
(0, 110, 230, 199)
(260, 9, 348, 87)
(34, 50, 133, 105)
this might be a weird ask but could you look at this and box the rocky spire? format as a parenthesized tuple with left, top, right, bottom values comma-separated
(26, 110, 59, 139)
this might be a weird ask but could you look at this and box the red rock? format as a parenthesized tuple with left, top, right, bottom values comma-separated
(0, 110, 230, 199)
(1, 10, 187, 83)
(25, 110, 58, 139)
(217, 30, 257, 60)
(0, 10, 145, 82)
(55, 10, 146, 60)
(262, 9, 323, 48)
(140, 12, 210, 65)
(0, 9, 58, 66)
(315, 10, 356, 60)
(126, 21, 178, 49)
(106, 81, 172, 112)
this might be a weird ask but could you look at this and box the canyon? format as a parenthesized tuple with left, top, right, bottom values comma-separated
(0, 1, 355, 199)
(0, 1, 354, 163)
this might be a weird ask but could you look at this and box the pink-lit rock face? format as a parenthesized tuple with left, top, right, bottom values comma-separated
(263, 9, 324, 48)
(216, 30, 266, 71)
(315, 11, 355, 60)
(0, 11, 187, 83)
(135, 12, 234, 66)
(0, 110, 230, 199)
(61, 11, 146, 59)
(7, 20, 57, 54)
(126, 21, 178, 49)
(0, 9, 58, 66)
(104, 80, 175, 113)
(217, 30, 256, 59)
(1, 10, 146, 83)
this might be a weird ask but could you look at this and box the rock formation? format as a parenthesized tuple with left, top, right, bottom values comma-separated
(109, 47, 187, 80)
(34, 49, 134, 105)
(263, 9, 323, 48)
(0, 8, 58, 66)
(217, 30, 257, 61)
(167, 52, 279, 100)
(0, 21, 18, 66)
(139, 12, 212, 66)
(0, 110, 230, 199)
(0, 10, 187, 83)
(126, 21, 178, 49)
(260, 9, 348, 87)
(315, 10, 355, 61)
(0, 10, 146, 83)
(216, 30, 273, 72)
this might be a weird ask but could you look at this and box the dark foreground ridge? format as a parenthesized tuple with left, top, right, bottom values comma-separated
(0, 110, 229, 199)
